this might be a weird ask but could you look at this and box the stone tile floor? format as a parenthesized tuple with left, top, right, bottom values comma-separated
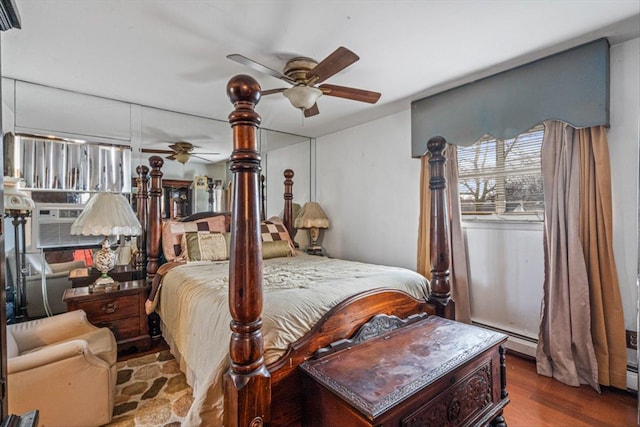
(104, 350, 193, 427)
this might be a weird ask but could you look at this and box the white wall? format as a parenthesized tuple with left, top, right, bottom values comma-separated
(464, 222, 544, 339)
(608, 38, 639, 335)
(316, 110, 420, 270)
(264, 140, 311, 219)
(314, 38, 639, 365)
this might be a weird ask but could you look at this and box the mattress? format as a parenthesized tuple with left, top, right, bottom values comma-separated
(156, 252, 429, 426)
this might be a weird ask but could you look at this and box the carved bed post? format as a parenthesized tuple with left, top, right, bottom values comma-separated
(224, 75, 271, 427)
(261, 174, 266, 220)
(208, 178, 215, 211)
(135, 165, 149, 271)
(282, 169, 294, 239)
(427, 137, 452, 318)
(146, 156, 163, 283)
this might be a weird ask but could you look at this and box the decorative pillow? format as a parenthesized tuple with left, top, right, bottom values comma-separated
(262, 240, 293, 259)
(182, 232, 230, 262)
(162, 215, 227, 261)
(261, 218, 296, 256)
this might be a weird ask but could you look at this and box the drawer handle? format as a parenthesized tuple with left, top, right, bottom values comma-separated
(102, 302, 118, 314)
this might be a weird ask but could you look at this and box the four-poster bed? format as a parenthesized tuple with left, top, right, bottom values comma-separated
(133, 75, 507, 426)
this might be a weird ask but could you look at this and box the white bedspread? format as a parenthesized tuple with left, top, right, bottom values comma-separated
(157, 252, 429, 426)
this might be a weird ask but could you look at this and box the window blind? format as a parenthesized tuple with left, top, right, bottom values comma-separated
(457, 126, 544, 218)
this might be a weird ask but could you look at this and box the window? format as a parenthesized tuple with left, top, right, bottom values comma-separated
(456, 125, 544, 220)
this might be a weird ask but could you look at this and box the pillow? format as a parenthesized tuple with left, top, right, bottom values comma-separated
(261, 219, 296, 256)
(162, 215, 227, 261)
(182, 232, 290, 261)
(262, 240, 294, 259)
(182, 232, 230, 262)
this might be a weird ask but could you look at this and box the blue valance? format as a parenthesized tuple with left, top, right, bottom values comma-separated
(411, 38, 609, 157)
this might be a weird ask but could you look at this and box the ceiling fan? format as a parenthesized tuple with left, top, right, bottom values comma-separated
(227, 46, 381, 117)
(140, 142, 220, 164)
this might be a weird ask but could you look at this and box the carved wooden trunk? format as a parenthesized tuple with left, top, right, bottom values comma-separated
(299, 316, 509, 427)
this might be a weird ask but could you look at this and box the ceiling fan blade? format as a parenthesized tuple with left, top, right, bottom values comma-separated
(262, 88, 287, 96)
(166, 154, 177, 160)
(306, 47, 359, 84)
(304, 103, 320, 118)
(141, 148, 174, 154)
(169, 142, 194, 152)
(319, 84, 381, 104)
(192, 154, 219, 162)
(227, 54, 295, 84)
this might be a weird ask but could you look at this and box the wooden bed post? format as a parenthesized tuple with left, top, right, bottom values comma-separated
(135, 164, 149, 271)
(261, 174, 266, 221)
(427, 137, 452, 317)
(282, 169, 294, 239)
(224, 75, 271, 427)
(146, 156, 163, 283)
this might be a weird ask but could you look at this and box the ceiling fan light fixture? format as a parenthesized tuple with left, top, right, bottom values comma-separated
(283, 85, 322, 110)
(174, 152, 190, 164)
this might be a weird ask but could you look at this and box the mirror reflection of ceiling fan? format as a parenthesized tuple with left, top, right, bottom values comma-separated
(140, 142, 220, 164)
(227, 46, 381, 117)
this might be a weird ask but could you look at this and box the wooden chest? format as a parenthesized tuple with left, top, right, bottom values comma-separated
(299, 316, 509, 427)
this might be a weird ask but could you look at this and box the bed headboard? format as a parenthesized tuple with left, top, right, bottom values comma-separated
(134, 166, 293, 283)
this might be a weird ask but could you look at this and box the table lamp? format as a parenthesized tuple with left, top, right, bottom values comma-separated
(294, 201, 330, 255)
(71, 192, 142, 291)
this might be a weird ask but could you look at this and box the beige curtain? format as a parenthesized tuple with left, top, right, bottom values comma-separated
(417, 155, 432, 282)
(578, 126, 627, 389)
(417, 145, 471, 323)
(537, 121, 599, 390)
(537, 121, 626, 390)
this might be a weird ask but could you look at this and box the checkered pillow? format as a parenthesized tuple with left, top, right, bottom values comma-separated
(162, 215, 227, 261)
(261, 220, 296, 256)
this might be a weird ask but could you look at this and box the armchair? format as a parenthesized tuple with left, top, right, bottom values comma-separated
(6, 251, 86, 318)
(6, 309, 117, 426)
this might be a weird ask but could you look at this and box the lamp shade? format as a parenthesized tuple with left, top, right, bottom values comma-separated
(283, 85, 323, 110)
(71, 192, 142, 236)
(3, 177, 35, 212)
(174, 152, 190, 164)
(294, 202, 330, 229)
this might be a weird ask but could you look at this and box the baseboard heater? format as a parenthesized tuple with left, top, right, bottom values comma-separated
(472, 321, 638, 392)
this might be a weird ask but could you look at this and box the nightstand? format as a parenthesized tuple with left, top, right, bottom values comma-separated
(68, 265, 145, 288)
(63, 280, 150, 353)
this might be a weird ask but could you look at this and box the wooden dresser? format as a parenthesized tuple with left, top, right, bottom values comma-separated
(63, 279, 150, 353)
(300, 316, 509, 427)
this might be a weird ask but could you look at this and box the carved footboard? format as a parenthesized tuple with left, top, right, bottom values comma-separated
(268, 289, 438, 426)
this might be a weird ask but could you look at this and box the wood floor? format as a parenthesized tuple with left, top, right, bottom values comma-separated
(504, 354, 638, 427)
(118, 342, 638, 426)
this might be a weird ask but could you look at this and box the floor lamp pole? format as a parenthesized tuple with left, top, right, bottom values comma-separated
(9, 211, 29, 320)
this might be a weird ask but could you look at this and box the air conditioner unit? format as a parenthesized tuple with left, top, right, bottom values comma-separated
(31, 203, 103, 249)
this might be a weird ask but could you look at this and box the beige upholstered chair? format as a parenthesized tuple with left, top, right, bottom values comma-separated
(6, 310, 117, 426)
(6, 251, 86, 318)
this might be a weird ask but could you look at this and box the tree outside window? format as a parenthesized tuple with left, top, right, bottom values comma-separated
(457, 126, 544, 219)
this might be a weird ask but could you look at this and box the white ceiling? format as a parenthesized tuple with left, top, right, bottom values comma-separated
(2, 0, 639, 149)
